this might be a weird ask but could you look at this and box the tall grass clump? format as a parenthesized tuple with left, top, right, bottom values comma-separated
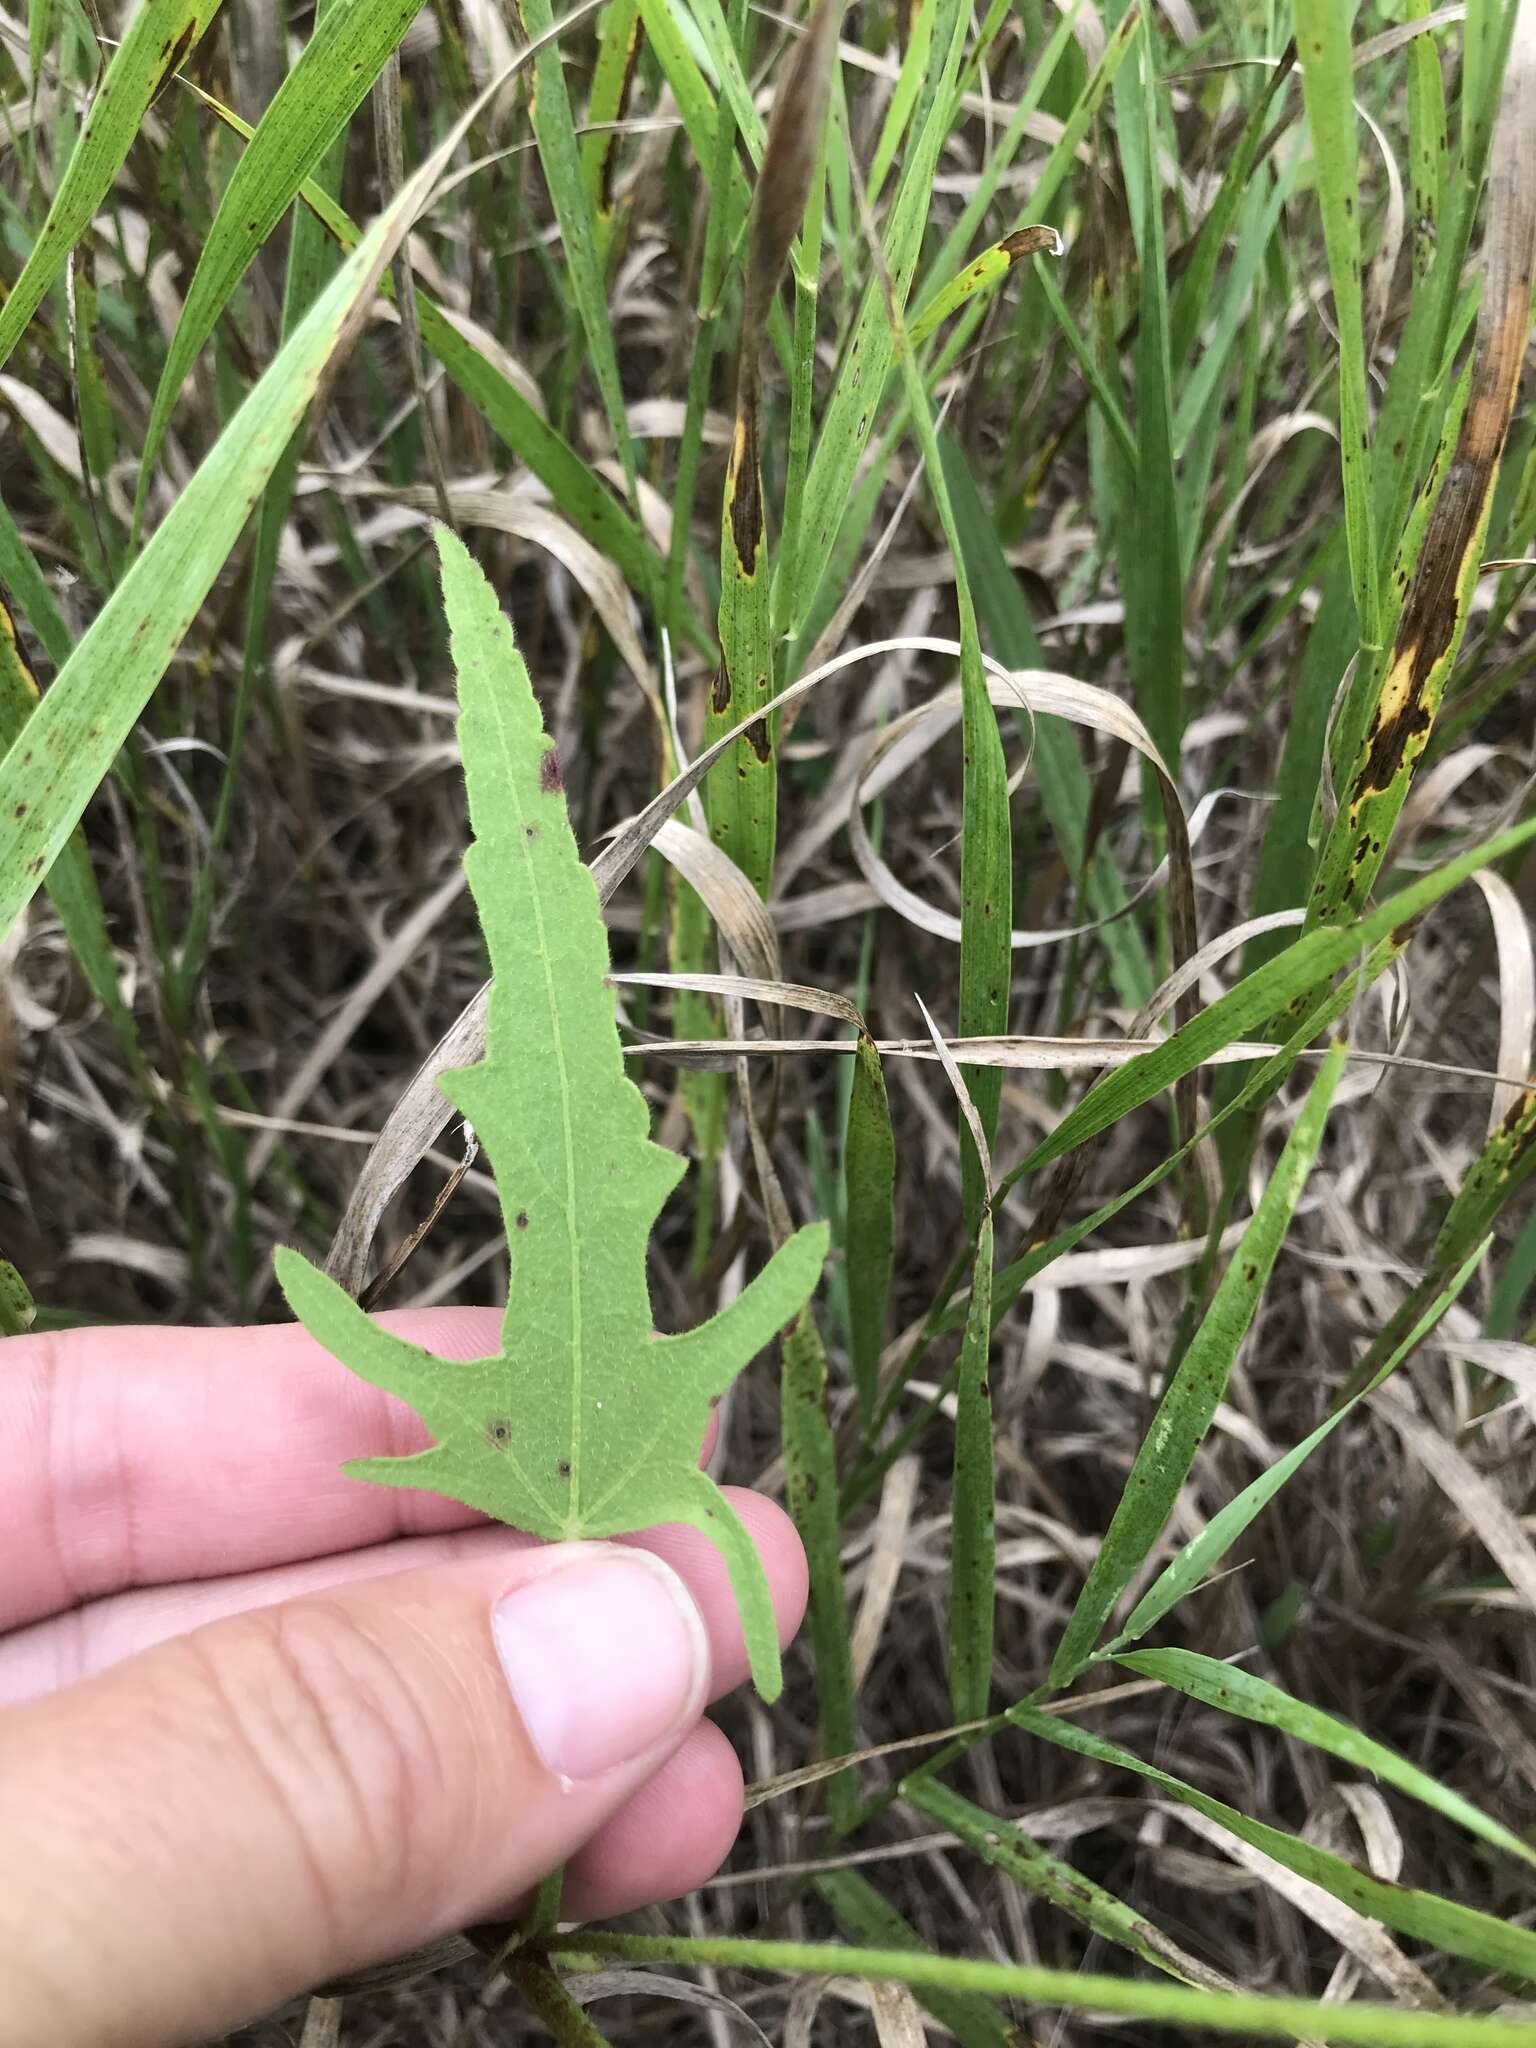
(2, 0, 1535, 2040)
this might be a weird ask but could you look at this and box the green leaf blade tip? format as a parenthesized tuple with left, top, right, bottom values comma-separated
(278, 527, 826, 1699)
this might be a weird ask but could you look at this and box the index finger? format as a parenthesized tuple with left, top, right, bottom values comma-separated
(3, 1309, 504, 1632)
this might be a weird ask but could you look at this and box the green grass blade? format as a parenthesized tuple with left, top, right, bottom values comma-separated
(1293, 0, 1380, 652)
(843, 1032, 895, 1433)
(781, 1310, 858, 1830)
(1406, 0, 1447, 284)
(1307, 26, 1534, 933)
(948, 1203, 993, 1723)
(557, 1929, 1536, 2046)
(788, 0, 967, 648)
(907, 1778, 1229, 1987)
(877, 322, 1011, 1240)
(941, 435, 1151, 1007)
(703, 0, 841, 898)
(854, 959, 1420, 1525)
(1114, 1242, 1488, 1648)
(864, 0, 931, 204)
(919, 6, 1139, 387)
(133, 0, 421, 536)
(0, 192, 416, 941)
(191, 85, 676, 625)
(0, 496, 72, 670)
(1169, 49, 1294, 366)
(518, 0, 648, 574)
(1001, 816, 1536, 1194)
(0, 0, 224, 371)
(1000, 1705, 1536, 1982)
(681, 0, 763, 158)
(1436, 1083, 1536, 1270)
(1118, 14, 1183, 770)
(1119, 1648, 1536, 1870)
(1048, 1041, 1346, 1688)
(0, 594, 134, 1047)
(580, 0, 641, 268)
(909, 225, 1063, 352)
(912, 0, 1083, 319)
(174, 0, 351, 1014)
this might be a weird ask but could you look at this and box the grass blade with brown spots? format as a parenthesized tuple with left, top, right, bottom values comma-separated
(1306, 9, 1536, 933)
(907, 1778, 1235, 1990)
(781, 1308, 858, 1828)
(844, 1032, 895, 1436)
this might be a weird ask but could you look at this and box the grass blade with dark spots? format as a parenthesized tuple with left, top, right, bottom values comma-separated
(907, 1778, 1235, 1989)
(1001, 1706, 1536, 1982)
(706, 0, 842, 897)
(843, 1033, 894, 1435)
(781, 1308, 858, 1829)
(1294, 0, 1380, 653)
(1305, 9, 1535, 933)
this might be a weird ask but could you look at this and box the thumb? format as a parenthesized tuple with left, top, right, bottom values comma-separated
(0, 1541, 712, 2047)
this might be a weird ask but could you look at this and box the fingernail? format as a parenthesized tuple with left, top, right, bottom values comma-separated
(492, 1548, 709, 1781)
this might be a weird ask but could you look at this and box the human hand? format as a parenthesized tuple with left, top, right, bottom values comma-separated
(0, 1310, 806, 2047)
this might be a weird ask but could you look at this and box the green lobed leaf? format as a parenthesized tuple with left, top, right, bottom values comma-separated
(278, 532, 827, 1699)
